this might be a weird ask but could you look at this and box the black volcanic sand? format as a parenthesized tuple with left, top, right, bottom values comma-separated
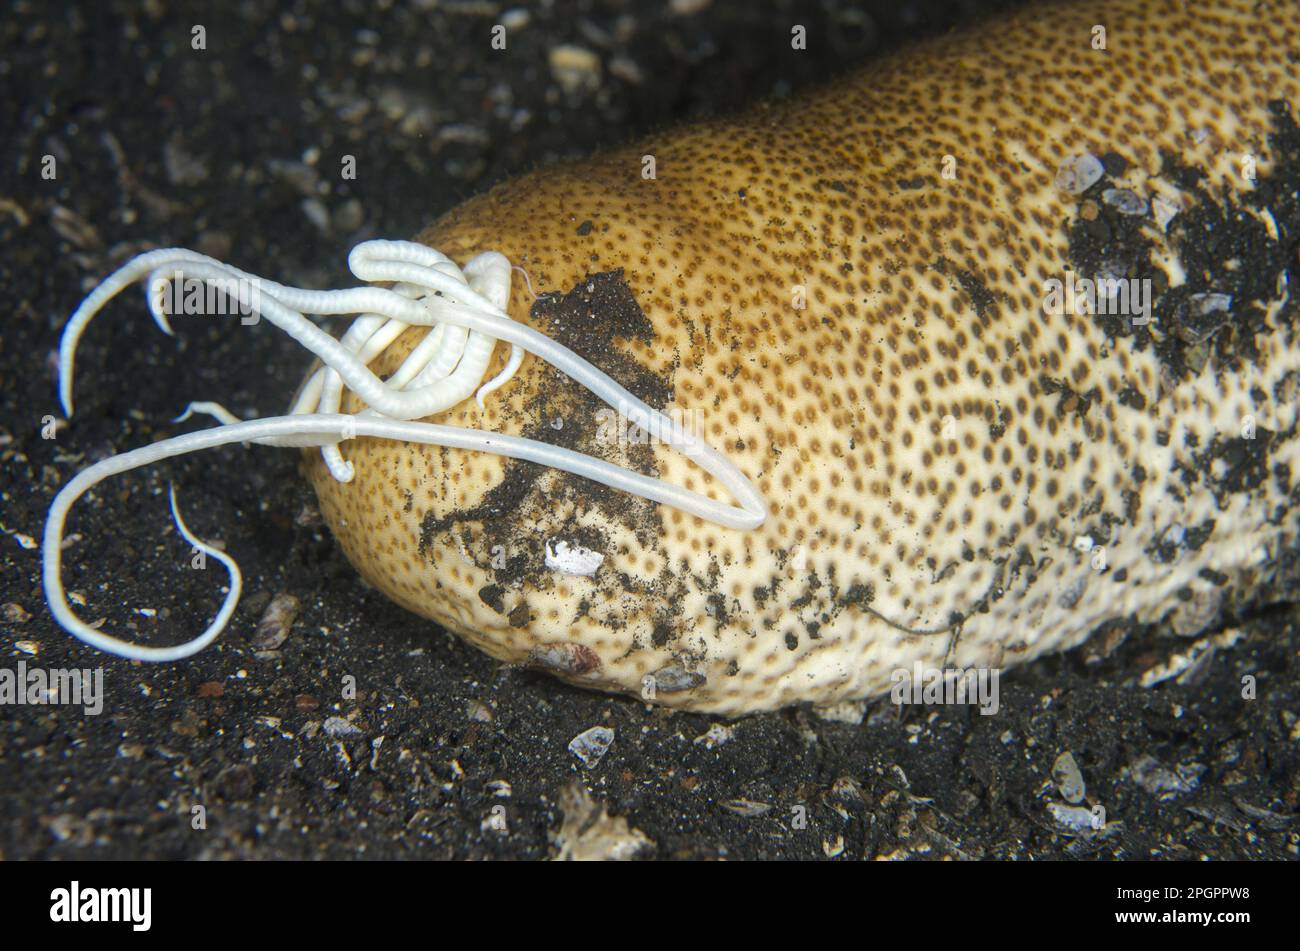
(1, 0, 1296, 860)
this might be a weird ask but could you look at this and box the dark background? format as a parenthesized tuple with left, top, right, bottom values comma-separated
(1, 0, 1296, 859)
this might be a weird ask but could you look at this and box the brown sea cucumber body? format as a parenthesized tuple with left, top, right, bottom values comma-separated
(307, 0, 1300, 714)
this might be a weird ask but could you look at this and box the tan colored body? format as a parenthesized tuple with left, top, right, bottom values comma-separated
(307, 0, 1300, 714)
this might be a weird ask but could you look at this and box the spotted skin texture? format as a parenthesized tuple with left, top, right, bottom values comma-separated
(306, 0, 1300, 715)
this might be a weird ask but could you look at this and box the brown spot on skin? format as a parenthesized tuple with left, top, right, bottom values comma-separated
(306, 0, 1300, 714)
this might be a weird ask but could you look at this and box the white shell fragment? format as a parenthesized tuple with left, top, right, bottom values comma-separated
(1152, 193, 1181, 230)
(1101, 187, 1148, 216)
(544, 539, 605, 576)
(1128, 754, 1205, 798)
(1046, 802, 1098, 832)
(568, 725, 614, 768)
(693, 723, 735, 749)
(252, 592, 300, 650)
(1175, 292, 1234, 343)
(552, 783, 652, 860)
(323, 716, 363, 738)
(1052, 750, 1087, 804)
(1055, 153, 1104, 194)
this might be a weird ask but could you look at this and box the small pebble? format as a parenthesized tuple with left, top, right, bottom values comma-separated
(694, 723, 734, 748)
(1100, 151, 1128, 176)
(216, 763, 255, 800)
(300, 197, 330, 234)
(323, 716, 363, 738)
(500, 8, 530, 30)
(647, 663, 706, 694)
(568, 725, 614, 768)
(1175, 292, 1232, 344)
(1047, 802, 1097, 832)
(609, 56, 645, 85)
(163, 135, 209, 186)
(1129, 754, 1199, 797)
(252, 593, 300, 650)
(829, 777, 865, 803)
(721, 798, 771, 817)
(333, 198, 364, 233)
(1051, 750, 1087, 803)
(1102, 187, 1148, 216)
(549, 45, 601, 96)
(1055, 153, 1104, 194)
(195, 680, 224, 699)
(1152, 193, 1181, 230)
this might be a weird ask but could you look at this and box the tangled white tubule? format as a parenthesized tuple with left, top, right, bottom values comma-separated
(44, 240, 766, 663)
